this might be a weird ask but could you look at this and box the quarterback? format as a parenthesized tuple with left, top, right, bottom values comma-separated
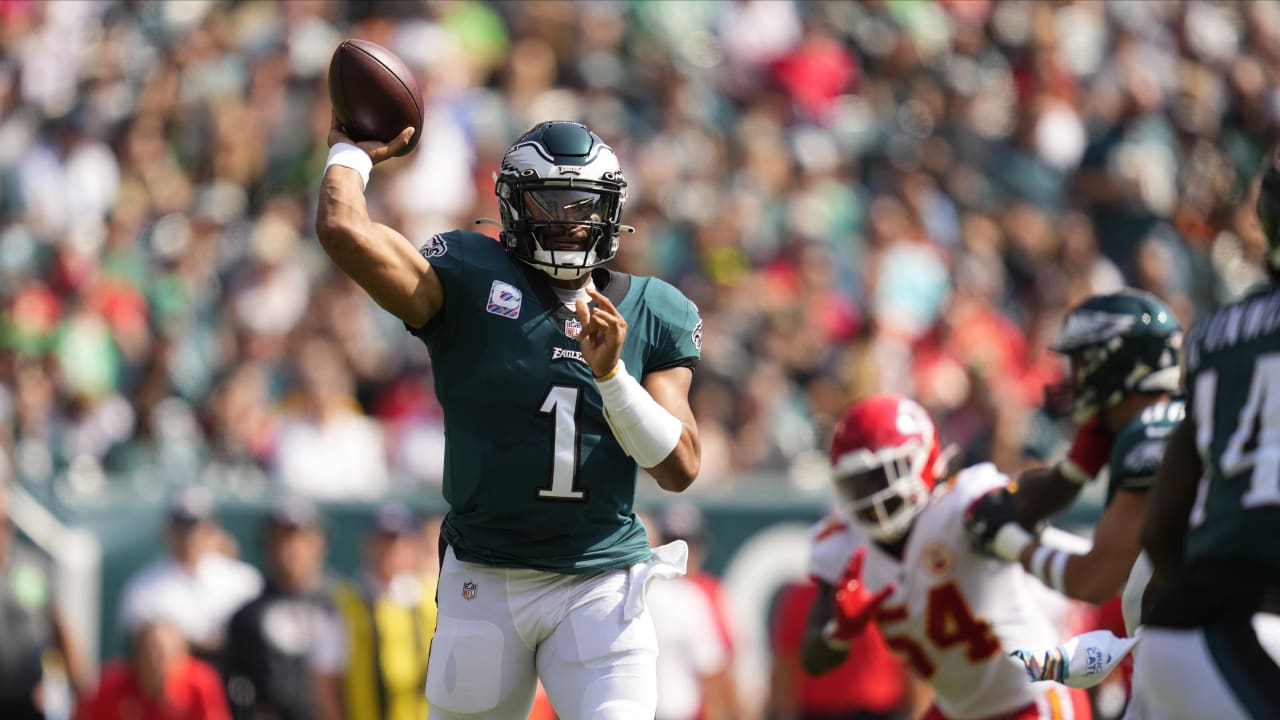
(316, 118, 701, 719)
(803, 394, 1090, 719)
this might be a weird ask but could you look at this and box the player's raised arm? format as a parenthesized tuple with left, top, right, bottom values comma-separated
(576, 288, 701, 491)
(315, 116, 444, 329)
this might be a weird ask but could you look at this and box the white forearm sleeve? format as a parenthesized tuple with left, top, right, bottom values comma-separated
(595, 360, 683, 469)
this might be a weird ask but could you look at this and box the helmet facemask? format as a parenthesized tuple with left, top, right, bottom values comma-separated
(832, 440, 932, 543)
(498, 182, 622, 280)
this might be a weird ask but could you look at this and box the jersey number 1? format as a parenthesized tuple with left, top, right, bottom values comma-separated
(1190, 353, 1280, 524)
(538, 386, 586, 500)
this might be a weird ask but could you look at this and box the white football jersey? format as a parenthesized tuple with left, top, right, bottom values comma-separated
(809, 463, 1066, 720)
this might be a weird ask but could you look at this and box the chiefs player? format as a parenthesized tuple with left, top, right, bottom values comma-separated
(801, 394, 1091, 720)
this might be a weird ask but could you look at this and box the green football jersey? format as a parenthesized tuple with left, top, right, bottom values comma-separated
(1183, 280, 1280, 568)
(410, 230, 702, 574)
(1103, 396, 1185, 507)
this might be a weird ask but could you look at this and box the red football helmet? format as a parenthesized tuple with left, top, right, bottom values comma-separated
(829, 393, 944, 542)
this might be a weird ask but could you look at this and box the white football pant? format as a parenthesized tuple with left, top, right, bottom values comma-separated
(426, 543, 686, 720)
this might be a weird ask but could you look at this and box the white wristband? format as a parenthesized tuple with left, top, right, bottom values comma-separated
(992, 523, 1034, 563)
(1057, 458, 1093, 485)
(326, 142, 372, 190)
(1049, 549, 1069, 592)
(1030, 545, 1054, 582)
(595, 360, 683, 469)
(1030, 545, 1070, 593)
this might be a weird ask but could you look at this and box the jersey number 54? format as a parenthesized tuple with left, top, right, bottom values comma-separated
(879, 582, 1001, 678)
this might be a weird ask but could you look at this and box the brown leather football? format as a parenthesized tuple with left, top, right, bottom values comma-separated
(328, 39, 424, 157)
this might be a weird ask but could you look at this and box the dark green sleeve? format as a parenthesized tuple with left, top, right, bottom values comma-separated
(408, 230, 468, 337)
(1107, 431, 1162, 496)
(1107, 399, 1185, 499)
(644, 279, 702, 374)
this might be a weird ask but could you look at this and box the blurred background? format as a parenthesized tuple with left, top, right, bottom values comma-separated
(0, 0, 1277, 718)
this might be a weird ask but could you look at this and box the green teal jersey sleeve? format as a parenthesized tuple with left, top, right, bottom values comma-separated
(408, 230, 473, 336)
(1105, 397, 1185, 505)
(634, 277, 701, 374)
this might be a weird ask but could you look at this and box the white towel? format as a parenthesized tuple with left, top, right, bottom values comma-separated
(624, 540, 688, 621)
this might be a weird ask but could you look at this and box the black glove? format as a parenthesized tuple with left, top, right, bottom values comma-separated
(963, 485, 1024, 559)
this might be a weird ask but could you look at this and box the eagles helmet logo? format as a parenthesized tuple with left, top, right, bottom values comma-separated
(420, 234, 448, 259)
(691, 321, 703, 351)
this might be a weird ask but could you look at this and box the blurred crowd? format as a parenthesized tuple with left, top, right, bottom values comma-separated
(2, 0, 1279, 499)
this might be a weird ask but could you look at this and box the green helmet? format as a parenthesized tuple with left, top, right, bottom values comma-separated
(1256, 146, 1280, 277)
(1047, 289, 1182, 422)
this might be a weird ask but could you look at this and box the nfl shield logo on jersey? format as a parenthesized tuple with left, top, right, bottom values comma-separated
(565, 318, 582, 339)
(462, 581, 477, 600)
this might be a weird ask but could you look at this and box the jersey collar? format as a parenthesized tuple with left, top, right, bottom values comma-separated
(516, 261, 632, 327)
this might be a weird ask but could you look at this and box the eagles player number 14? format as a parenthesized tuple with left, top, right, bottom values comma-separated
(538, 385, 587, 501)
(1190, 353, 1280, 523)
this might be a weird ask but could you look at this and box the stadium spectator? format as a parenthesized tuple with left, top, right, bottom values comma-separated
(273, 336, 389, 500)
(656, 502, 742, 719)
(223, 497, 345, 720)
(643, 512, 734, 720)
(768, 580, 910, 720)
(0, 480, 92, 719)
(2, 0, 1273, 497)
(75, 619, 230, 720)
(116, 488, 262, 667)
(327, 502, 434, 720)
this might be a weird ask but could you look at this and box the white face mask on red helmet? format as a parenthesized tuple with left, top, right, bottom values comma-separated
(828, 394, 945, 543)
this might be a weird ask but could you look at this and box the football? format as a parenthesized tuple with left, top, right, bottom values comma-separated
(328, 39, 424, 156)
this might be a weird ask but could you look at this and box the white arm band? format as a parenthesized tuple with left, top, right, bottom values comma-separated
(992, 523, 1035, 562)
(325, 142, 372, 190)
(1056, 458, 1094, 485)
(1040, 525, 1093, 555)
(1030, 545, 1072, 593)
(595, 360, 683, 469)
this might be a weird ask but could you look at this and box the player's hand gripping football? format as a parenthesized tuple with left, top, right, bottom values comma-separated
(576, 288, 627, 378)
(823, 547, 895, 648)
(327, 112, 415, 165)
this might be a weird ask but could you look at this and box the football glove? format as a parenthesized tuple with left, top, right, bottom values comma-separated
(964, 485, 1033, 562)
(1009, 629, 1140, 689)
(822, 547, 895, 648)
